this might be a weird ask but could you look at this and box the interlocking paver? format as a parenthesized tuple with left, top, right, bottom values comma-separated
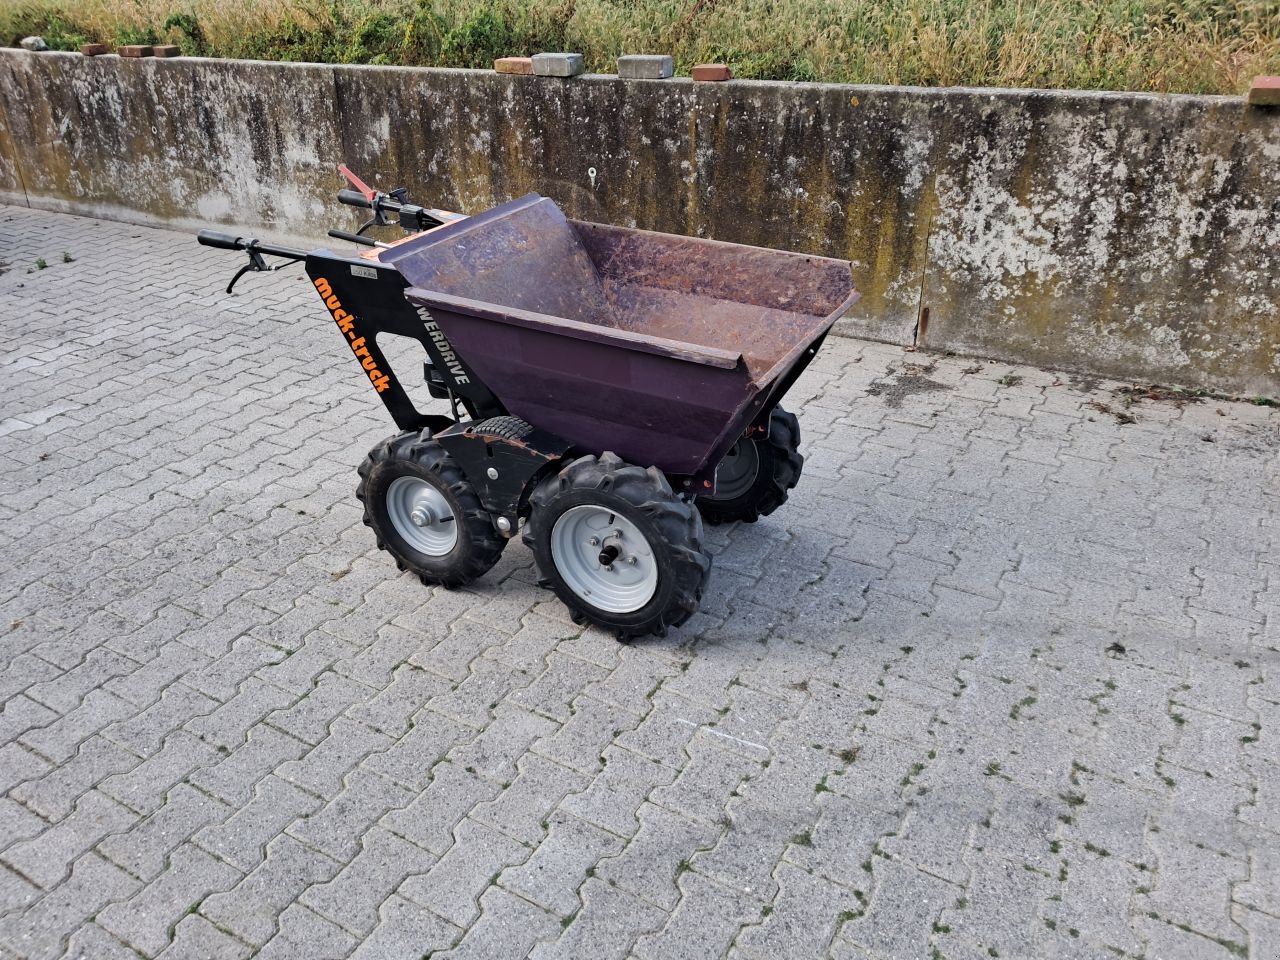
(1, 205, 1277, 958)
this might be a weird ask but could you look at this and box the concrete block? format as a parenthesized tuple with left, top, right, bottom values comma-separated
(532, 52, 585, 78)
(152, 45, 181, 58)
(495, 56, 533, 75)
(1249, 76, 1280, 106)
(618, 54, 674, 80)
(118, 45, 153, 58)
(693, 63, 732, 81)
(80, 43, 109, 57)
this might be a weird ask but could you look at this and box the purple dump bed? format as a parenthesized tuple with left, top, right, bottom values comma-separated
(383, 194, 857, 478)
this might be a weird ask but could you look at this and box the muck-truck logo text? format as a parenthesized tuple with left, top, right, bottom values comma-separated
(314, 277, 391, 393)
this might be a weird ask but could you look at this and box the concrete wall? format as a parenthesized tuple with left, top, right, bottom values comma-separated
(1, 50, 1276, 395)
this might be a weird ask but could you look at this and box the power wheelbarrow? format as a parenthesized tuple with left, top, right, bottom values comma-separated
(197, 180, 857, 638)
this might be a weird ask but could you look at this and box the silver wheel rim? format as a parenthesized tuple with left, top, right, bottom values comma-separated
(386, 476, 458, 556)
(710, 439, 760, 500)
(550, 505, 658, 614)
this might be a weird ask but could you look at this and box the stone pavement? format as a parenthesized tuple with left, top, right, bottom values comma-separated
(1, 204, 1278, 960)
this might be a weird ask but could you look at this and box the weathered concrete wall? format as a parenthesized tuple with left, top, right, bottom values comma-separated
(1, 51, 1276, 394)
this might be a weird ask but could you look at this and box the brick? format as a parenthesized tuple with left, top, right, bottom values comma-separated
(398, 817, 528, 927)
(79, 43, 109, 57)
(5, 854, 140, 960)
(194, 775, 319, 872)
(2, 790, 136, 889)
(631, 868, 760, 960)
(500, 810, 623, 915)
(152, 45, 181, 58)
(692, 63, 732, 82)
(348, 894, 459, 959)
(1248, 75, 1280, 106)
(617, 54, 674, 80)
(300, 826, 435, 935)
(532, 52, 585, 78)
(98, 844, 241, 956)
(254, 903, 356, 960)
(200, 834, 342, 946)
(494, 57, 533, 75)
(285, 766, 412, 861)
(99, 783, 232, 881)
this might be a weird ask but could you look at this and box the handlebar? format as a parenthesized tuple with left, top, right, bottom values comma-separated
(335, 186, 448, 232)
(197, 230, 307, 261)
(196, 229, 244, 251)
(337, 188, 374, 210)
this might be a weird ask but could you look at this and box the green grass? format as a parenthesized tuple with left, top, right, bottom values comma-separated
(2, 0, 1276, 93)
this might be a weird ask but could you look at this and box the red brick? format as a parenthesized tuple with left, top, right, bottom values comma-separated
(79, 43, 109, 57)
(494, 57, 534, 76)
(692, 63, 732, 82)
(152, 45, 181, 58)
(1248, 76, 1280, 107)
(118, 45, 153, 58)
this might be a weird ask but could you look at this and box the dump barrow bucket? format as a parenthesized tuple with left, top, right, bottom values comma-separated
(382, 194, 858, 479)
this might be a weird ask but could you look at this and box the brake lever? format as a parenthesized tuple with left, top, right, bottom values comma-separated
(225, 249, 298, 295)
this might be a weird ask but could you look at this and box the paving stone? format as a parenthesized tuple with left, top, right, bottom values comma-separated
(632, 868, 760, 960)
(595, 801, 722, 911)
(254, 903, 357, 960)
(194, 774, 320, 872)
(649, 735, 762, 825)
(379, 760, 500, 856)
(500, 809, 624, 916)
(98, 843, 241, 956)
(286, 765, 413, 861)
(348, 893, 461, 959)
(470, 753, 589, 845)
(185, 678, 295, 751)
(301, 825, 436, 935)
(839, 859, 962, 958)
(2, 789, 136, 889)
(187, 721, 309, 804)
(61, 923, 144, 960)
(528, 876, 666, 960)
(11, 734, 138, 820)
(397, 817, 529, 928)
(735, 861, 861, 958)
(559, 744, 678, 838)
(98, 782, 233, 881)
(2, 853, 140, 960)
(200, 833, 343, 946)
(265, 672, 375, 745)
(157, 915, 252, 959)
(19, 689, 135, 763)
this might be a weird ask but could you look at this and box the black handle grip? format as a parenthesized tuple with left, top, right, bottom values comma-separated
(197, 229, 245, 251)
(337, 189, 374, 209)
(327, 229, 379, 247)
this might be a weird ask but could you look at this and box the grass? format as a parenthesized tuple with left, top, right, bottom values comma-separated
(0, 1, 1276, 94)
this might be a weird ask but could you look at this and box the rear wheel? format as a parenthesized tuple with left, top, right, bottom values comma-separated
(525, 453, 711, 639)
(696, 406, 803, 524)
(357, 431, 506, 587)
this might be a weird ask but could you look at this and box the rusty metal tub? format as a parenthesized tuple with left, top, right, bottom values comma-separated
(382, 193, 858, 480)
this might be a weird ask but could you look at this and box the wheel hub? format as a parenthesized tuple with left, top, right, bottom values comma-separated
(386, 477, 458, 556)
(709, 438, 761, 501)
(550, 506, 657, 613)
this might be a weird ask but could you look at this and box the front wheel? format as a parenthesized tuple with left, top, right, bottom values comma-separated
(525, 453, 711, 639)
(356, 431, 506, 587)
(695, 406, 803, 524)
